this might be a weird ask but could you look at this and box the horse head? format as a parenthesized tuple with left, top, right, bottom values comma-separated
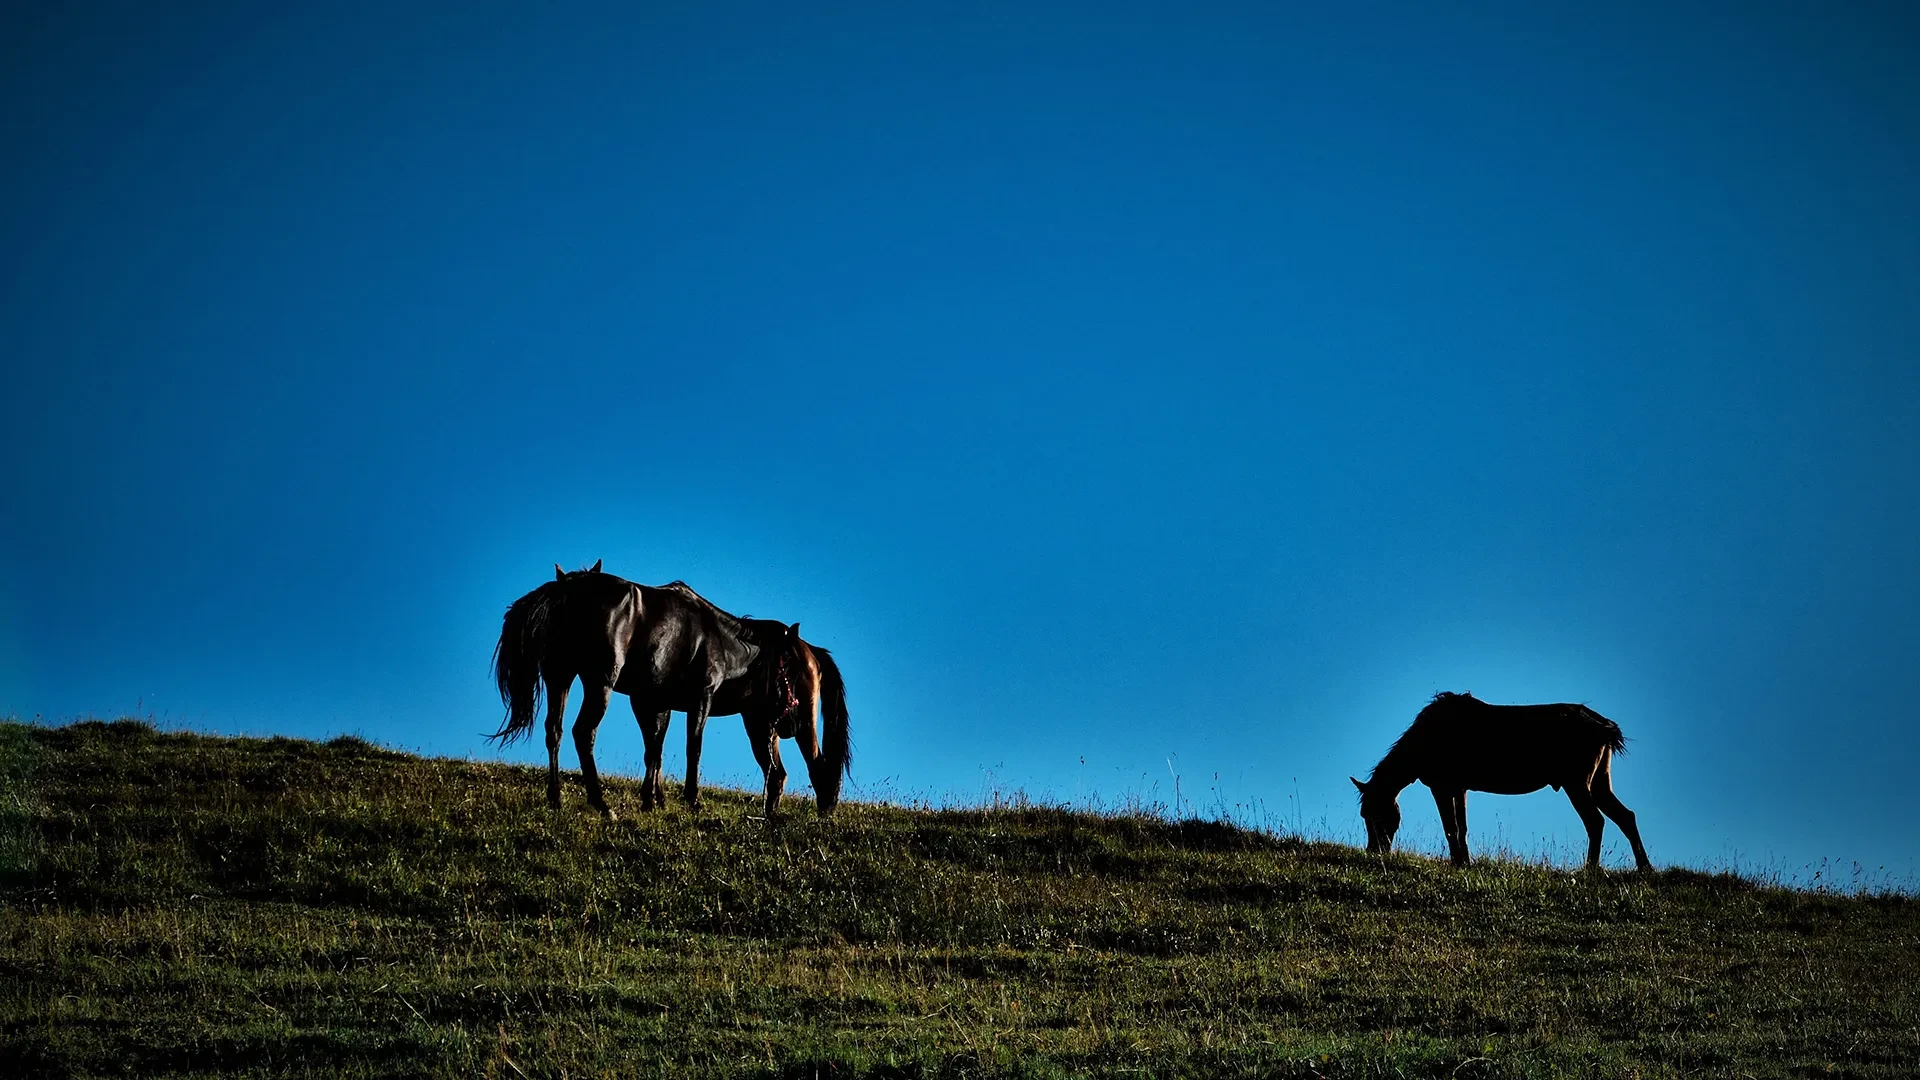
(1351, 776, 1401, 853)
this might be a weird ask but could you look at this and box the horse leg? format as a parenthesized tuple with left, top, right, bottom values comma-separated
(1431, 787, 1467, 867)
(683, 694, 712, 811)
(631, 699, 670, 812)
(572, 678, 618, 820)
(764, 719, 788, 821)
(1429, 786, 1455, 863)
(1592, 750, 1653, 870)
(791, 695, 825, 805)
(742, 712, 786, 820)
(543, 673, 572, 811)
(1454, 791, 1471, 867)
(1565, 784, 1606, 870)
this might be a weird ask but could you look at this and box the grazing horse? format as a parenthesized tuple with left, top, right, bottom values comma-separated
(490, 562, 762, 819)
(628, 586, 851, 818)
(489, 564, 851, 819)
(1351, 692, 1653, 870)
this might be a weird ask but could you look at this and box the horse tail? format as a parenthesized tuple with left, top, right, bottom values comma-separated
(809, 643, 852, 811)
(1578, 705, 1628, 756)
(1604, 721, 1628, 756)
(490, 582, 559, 744)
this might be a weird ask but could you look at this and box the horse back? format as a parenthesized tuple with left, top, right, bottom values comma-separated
(1417, 701, 1621, 793)
(616, 585, 758, 704)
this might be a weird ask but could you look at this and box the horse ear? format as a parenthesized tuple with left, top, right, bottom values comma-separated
(1350, 776, 1366, 792)
(589, 559, 602, 573)
(554, 564, 566, 580)
(788, 622, 801, 639)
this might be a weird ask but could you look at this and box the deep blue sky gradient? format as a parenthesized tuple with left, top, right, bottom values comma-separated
(4, 3, 1918, 880)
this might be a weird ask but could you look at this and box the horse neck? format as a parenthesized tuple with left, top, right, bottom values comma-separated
(1368, 749, 1419, 795)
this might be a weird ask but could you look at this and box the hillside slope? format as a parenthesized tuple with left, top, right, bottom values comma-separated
(1, 720, 1914, 1078)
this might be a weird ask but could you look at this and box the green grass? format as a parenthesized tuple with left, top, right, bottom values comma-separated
(1, 719, 1915, 1078)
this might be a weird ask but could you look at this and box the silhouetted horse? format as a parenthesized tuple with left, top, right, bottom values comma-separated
(1351, 692, 1652, 870)
(489, 563, 850, 819)
(627, 583, 850, 818)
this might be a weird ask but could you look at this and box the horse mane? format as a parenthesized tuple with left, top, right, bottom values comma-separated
(1364, 691, 1479, 786)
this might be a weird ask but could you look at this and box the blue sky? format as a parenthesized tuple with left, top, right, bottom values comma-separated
(4, 3, 1917, 882)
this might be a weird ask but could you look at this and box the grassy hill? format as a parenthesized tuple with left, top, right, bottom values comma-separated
(1, 720, 1915, 1078)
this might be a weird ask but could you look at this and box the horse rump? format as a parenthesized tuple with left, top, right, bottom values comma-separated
(1569, 704, 1628, 755)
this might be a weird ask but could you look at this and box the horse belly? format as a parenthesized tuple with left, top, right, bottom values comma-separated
(707, 683, 748, 718)
(612, 663, 700, 709)
(1423, 765, 1550, 797)
(1470, 779, 1551, 796)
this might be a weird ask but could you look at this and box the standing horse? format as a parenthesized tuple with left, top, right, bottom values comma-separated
(490, 565, 851, 819)
(490, 562, 764, 819)
(1351, 692, 1653, 870)
(630, 584, 851, 818)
